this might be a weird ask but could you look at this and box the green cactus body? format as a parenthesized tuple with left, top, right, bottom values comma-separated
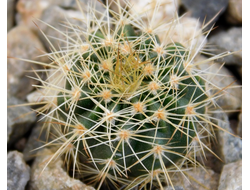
(56, 21, 207, 185)
(17, 1, 235, 189)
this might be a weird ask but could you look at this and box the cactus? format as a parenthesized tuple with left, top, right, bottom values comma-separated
(16, 0, 236, 189)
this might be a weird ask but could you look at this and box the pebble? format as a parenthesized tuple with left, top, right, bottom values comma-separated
(7, 0, 15, 31)
(181, 0, 228, 27)
(60, 0, 105, 11)
(213, 112, 242, 167)
(196, 55, 242, 111)
(164, 167, 219, 190)
(37, 5, 87, 51)
(15, 0, 46, 32)
(128, 0, 180, 21)
(7, 25, 49, 100)
(15, 0, 102, 32)
(218, 160, 242, 190)
(110, 0, 206, 53)
(7, 96, 36, 147)
(29, 148, 95, 190)
(48, 0, 82, 10)
(237, 113, 242, 137)
(165, 187, 184, 190)
(7, 151, 30, 190)
(15, 0, 105, 51)
(225, 0, 242, 24)
(22, 119, 49, 162)
(14, 137, 27, 152)
(163, 16, 207, 52)
(208, 27, 242, 66)
(7, 1, 243, 190)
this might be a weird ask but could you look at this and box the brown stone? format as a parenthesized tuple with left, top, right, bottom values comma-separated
(29, 148, 95, 190)
(7, 25, 49, 100)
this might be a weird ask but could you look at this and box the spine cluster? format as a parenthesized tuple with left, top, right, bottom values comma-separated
(26, 1, 232, 189)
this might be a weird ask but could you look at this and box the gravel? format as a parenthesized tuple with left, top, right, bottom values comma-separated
(7, 0, 242, 189)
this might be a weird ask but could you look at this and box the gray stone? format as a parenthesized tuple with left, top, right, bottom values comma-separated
(7, 96, 36, 147)
(164, 167, 219, 190)
(7, 25, 49, 100)
(49, 0, 80, 9)
(213, 112, 242, 164)
(53, 0, 105, 10)
(7, 0, 15, 31)
(196, 56, 242, 111)
(208, 27, 242, 65)
(7, 151, 30, 190)
(15, 0, 105, 48)
(218, 160, 242, 190)
(37, 0, 105, 51)
(29, 148, 95, 190)
(15, 0, 89, 32)
(38, 6, 86, 51)
(165, 186, 184, 190)
(237, 113, 242, 138)
(181, 0, 228, 27)
(22, 119, 48, 162)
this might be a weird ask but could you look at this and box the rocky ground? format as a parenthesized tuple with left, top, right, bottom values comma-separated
(7, 0, 242, 189)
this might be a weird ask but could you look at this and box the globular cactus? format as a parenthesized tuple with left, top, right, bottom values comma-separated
(20, 0, 234, 189)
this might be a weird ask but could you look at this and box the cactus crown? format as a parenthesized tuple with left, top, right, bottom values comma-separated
(22, 0, 234, 189)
